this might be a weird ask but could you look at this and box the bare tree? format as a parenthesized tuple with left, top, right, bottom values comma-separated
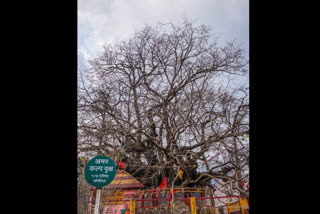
(78, 20, 249, 199)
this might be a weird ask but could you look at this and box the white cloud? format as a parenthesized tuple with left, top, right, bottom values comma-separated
(78, 0, 249, 63)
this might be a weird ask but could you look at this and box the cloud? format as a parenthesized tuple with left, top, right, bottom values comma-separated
(78, 0, 249, 63)
(77, 51, 88, 68)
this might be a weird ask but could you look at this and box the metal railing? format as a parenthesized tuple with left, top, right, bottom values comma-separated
(85, 187, 249, 214)
(133, 195, 248, 214)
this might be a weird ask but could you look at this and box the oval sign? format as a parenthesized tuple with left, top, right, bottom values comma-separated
(84, 155, 117, 188)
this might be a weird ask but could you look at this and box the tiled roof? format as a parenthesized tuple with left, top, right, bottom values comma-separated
(103, 170, 145, 189)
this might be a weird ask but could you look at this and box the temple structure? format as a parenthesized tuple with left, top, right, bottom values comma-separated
(88, 170, 145, 214)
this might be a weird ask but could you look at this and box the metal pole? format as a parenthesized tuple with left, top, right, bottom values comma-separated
(94, 188, 101, 214)
(190, 197, 197, 214)
(129, 199, 135, 214)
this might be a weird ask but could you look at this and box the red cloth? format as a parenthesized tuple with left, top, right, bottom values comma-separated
(241, 180, 245, 188)
(117, 160, 126, 169)
(159, 177, 167, 189)
(168, 190, 177, 201)
(119, 161, 125, 169)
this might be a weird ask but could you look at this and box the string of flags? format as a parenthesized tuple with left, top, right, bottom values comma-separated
(127, 164, 200, 168)
(105, 150, 245, 174)
(106, 159, 233, 169)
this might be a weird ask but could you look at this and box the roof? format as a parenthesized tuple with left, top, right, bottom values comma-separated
(103, 170, 145, 189)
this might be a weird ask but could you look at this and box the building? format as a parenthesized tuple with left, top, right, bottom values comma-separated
(88, 170, 145, 214)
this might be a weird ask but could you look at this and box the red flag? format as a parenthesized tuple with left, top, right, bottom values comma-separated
(241, 179, 245, 188)
(117, 160, 126, 169)
(159, 177, 167, 189)
(168, 190, 177, 201)
(119, 161, 125, 169)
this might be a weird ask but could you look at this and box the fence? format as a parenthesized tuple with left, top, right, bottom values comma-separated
(132, 195, 248, 214)
(135, 188, 205, 210)
(84, 187, 249, 214)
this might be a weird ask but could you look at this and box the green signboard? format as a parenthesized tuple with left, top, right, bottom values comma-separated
(84, 155, 117, 188)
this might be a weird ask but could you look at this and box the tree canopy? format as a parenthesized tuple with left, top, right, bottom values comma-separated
(78, 20, 249, 198)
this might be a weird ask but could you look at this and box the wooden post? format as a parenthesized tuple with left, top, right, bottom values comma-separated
(227, 203, 230, 214)
(190, 197, 197, 214)
(239, 198, 246, 214)
(129, 199, 135, 214)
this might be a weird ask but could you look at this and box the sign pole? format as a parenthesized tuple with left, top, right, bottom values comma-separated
(94, 188, 101, 214)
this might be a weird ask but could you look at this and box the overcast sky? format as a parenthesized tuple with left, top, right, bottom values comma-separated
(78, 0, 249, 68)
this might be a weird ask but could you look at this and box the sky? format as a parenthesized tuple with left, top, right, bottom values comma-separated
(78, 0, 249, 67)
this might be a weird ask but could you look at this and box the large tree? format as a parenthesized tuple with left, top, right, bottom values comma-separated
(78, 20, 249, 198)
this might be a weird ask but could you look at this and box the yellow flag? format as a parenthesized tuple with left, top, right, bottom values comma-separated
(178, 169, 183, 179)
